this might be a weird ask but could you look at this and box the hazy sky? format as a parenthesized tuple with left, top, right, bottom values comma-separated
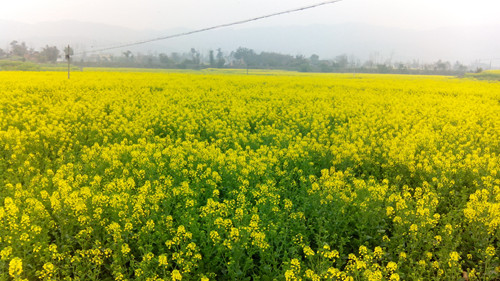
(2, 0, 500, 30)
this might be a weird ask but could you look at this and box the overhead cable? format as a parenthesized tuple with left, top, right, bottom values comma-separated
(75, 0, 343, 55)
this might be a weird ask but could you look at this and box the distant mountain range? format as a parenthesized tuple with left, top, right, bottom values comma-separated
(1, 20, 499, 65)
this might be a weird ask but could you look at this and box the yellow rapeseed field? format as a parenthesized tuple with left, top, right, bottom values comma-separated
(0, 71, 499, 280)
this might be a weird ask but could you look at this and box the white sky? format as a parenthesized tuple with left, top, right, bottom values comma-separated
(2, 0, 500, 30)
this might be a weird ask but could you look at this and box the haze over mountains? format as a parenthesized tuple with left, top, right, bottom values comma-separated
(1, 20, 499, 65)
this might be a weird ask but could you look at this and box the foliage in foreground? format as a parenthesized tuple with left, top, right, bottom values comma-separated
(0, 72, 499, 280)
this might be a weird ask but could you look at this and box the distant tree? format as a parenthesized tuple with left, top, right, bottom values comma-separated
(10, 40, 28, 58)
(363, 60, 375, 69)
(453, 61, 467, 72)
(410, 59, 421, 69)
(369, 52, 380, 65)
(0, 48, 6, 59)
(40, 45, 59, 63)
(335, 54, 349, 69)
(233, 47, 257, 67)
(259, 52, 294, 68)
(310, 54, 319, 65)
(434, 60, 450, 71)
(190, 48, 200, 65)
(209, 50, 215, 67)
(159, 53, 170, 65)
(170, 52, 181, 63)
(216, 48, 225, 68)
(376, 64, 391, 73)
(319, 62, 333, 72)
(293, 55, 311, 72)
(349, 55, 359, 68)
(123, 50, 133, 60)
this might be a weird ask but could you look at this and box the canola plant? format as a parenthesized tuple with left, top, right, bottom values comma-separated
(0, 71, 499, 280)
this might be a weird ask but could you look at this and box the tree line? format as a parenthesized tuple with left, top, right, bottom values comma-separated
(1, 40, 476, 75)
(0, 41, 74, 64)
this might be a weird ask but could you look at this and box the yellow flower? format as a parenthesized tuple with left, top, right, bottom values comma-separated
(364, 269, 382, 281)
(434, 235, 442, 245)
(230, 227, 240, 241)
(40, 262, 55, 279)
(1, 246, 12, 261)
(425, 252, 433, 260)
(171, 269, 182, 281)
(386, 206, 394, 216)
(448, 251, 461, 268)
(386, 261, 398, 272)
(449, 251, 460, 262)
(303, 246, 315, 257)
(284, 199, 293, 211)
(158, 254, 168, 267)
(399, 252, 407, 261)
(291, 258, 301, 271)
(285, 269, 295, 281)
(305, 269, 320, 281)
(359, 245, 368, 256)
(374, 247, 383, 259)
(210, 230, 220, 244)
(9, 257, 23, 278)
(124, 222, 133, 231)
(445, 224, 452, 235)
(135, 268, 143, 277)
(389, 273, 400, 281)
(409, 224, 418, 232)
(485, 246, 495, 257)
(121, 244, 131, 255)
(145, 219, 155, 231)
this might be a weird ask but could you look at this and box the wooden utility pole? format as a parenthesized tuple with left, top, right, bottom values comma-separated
(66, 44, 70, 79)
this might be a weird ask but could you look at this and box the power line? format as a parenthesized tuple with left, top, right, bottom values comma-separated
(75, 0, 343, 55)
